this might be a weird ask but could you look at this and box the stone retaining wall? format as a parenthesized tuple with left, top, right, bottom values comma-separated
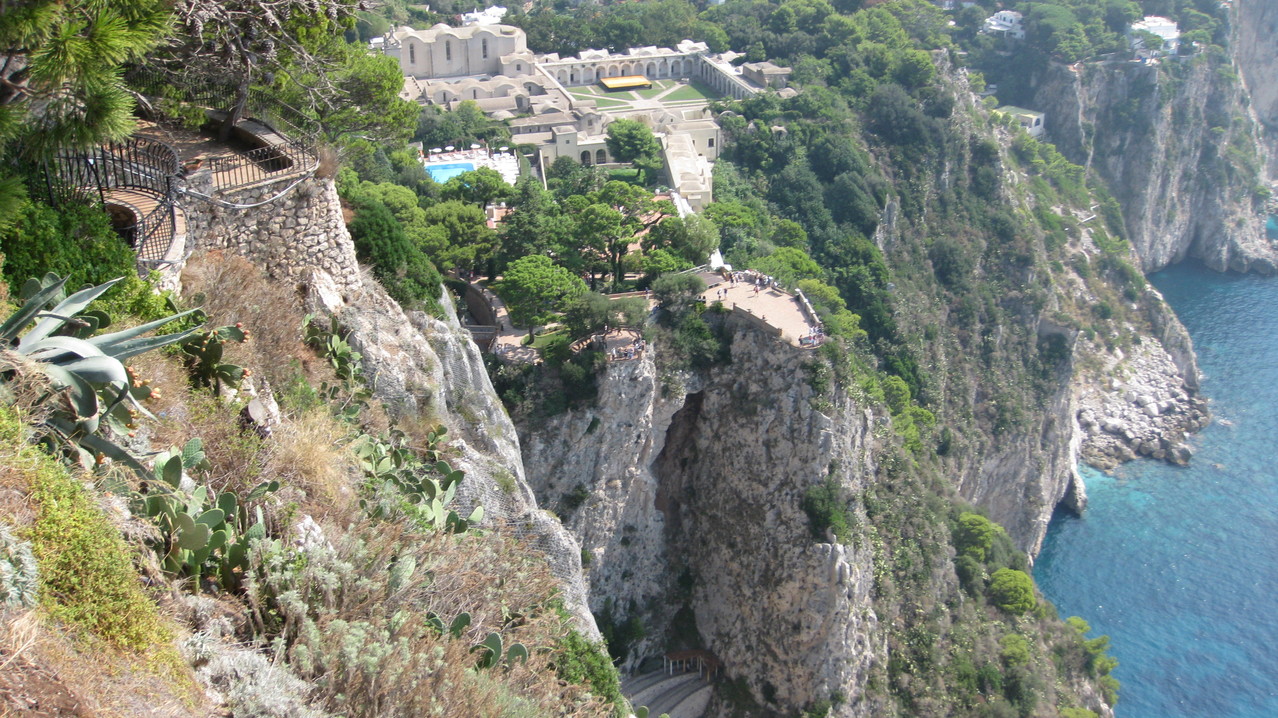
(180, 173, 361, 296)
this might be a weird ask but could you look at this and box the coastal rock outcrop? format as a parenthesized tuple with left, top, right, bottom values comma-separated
(1074, 338, 1207, 469)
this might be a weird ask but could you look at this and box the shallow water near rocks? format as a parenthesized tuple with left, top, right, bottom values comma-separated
(1036, 261, 1278, 717)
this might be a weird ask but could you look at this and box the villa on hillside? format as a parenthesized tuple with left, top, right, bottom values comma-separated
(998, 106, 1046, 138)
(982, 10, 1025, 41)
(376, 22, 792, 212)
(1129, 16, 1180, 58)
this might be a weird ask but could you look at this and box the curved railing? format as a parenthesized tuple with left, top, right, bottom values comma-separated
(44, 137, 181, 263)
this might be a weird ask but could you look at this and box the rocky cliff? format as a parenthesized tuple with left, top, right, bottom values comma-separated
(1033, 57, 1277, 274)
(1235, 0, 1278, 173)
(521, 323, 885, 716)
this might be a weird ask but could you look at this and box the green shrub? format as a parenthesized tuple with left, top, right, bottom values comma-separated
(953, 512, 1004, 562)
(554, 630, 625, 712)
(9, 407, 169, 649)
(348, 198, 444, 316)
(0, 199, 136, 296)
(803, 475, 854, 543)
(988, 568, 1036, 615)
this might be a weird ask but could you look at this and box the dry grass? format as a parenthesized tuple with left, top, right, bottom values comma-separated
(0, 616, 208, 718)
(180, 252, 313, 390)
(255, 522, 615, 718)
(264, 407, 360, 522)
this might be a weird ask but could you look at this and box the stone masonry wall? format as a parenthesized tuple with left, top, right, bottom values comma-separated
(181, 173, 362, 296)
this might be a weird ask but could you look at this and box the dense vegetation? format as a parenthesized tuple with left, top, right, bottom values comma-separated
(0, 0, 1205, 713)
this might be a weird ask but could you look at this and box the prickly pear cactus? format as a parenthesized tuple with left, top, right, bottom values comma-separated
(0, 524, 38, 608)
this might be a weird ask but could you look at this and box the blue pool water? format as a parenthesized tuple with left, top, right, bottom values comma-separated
(426, 162, 475, 183)
(1036, 261, 1278, 717)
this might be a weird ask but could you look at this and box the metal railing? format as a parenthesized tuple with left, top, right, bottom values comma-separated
(202, 140, 317, 193)
(42, 137, 181, 262)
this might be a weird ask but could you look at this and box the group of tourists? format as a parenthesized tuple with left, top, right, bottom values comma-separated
(608, 336, 646, 361)
(799, 326, 826, 347)
(724, 270, 778, 292)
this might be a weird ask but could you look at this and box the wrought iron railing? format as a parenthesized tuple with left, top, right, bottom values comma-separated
(201, 140, 318, 193)
(42, 137, 180, 263)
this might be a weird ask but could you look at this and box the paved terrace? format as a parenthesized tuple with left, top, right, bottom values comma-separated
(698, 269, 825, 348)
(469, 266, 824, 366)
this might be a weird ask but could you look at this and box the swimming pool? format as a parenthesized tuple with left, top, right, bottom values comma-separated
(426, 162, 475, 183)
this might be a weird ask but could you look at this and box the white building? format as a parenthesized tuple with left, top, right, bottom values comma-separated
(982, 10, 1025, 40)
(460, 6, 507, 26)
(998, 106, 1046, 138)
(379, 22, 790, 206)
(982, 11, 1025, 41)
(1129, 16, 1180, 56)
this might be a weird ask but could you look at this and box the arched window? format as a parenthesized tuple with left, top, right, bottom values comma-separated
(409, 43, 416, 65)
(482, 38, 489, 59)
(445, 40, 452, 61)
(580, 151, 592, 165)
(596, 149, 607, 164)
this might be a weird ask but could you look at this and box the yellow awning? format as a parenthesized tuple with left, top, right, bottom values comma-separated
(599, 75, 652, 90)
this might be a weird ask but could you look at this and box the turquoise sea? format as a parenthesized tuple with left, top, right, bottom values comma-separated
(1036, 261, 1278, 717)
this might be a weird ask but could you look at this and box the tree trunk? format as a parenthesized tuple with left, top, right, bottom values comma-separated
(220, 67, 252, 143)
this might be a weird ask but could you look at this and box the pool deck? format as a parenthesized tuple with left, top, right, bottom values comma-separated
(423, 148, 519, 185)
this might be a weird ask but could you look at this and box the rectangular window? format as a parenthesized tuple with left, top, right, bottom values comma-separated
(409, 43, 415, 64)
(482, 39, 489, 59)
(708, 137, 715, 148)
(446, 41, 452, 61)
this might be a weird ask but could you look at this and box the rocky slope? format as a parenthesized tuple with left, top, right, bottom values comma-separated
(302, 268, 598, 634)
(521, 322, 884, 716)
(1235, 0, 1278, 173)
(1033, 57, 1277, 274)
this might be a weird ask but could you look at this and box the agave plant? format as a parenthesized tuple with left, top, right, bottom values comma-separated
(0, 274, 200, 471)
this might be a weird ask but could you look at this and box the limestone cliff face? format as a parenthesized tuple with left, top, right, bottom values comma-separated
(1236, 0, 1278, 172)
(1033, 59, 1276, 274)
(177, 173, 596, 635)
(303, 271, 597, 634)
(521, 323, 885, 717)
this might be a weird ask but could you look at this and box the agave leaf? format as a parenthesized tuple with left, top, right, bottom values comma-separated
(40, 364, 99, 418)
(60, 356, 129, 386)
(104, 326, 202, 361)
(21, 278, 123, 347)
(24, 334, 108, 363)
(89, 308, 201, 351)
(0, 276, 69, 341)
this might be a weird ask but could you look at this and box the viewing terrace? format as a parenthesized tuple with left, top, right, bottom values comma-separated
(458, 264, 824, 366)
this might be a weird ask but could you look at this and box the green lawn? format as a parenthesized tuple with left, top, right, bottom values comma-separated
(588, 96, 630, 108)
(663, 80, 718, 102)
(608, 168, 644, 185)
(634, 80, 673, 99)
(529, 328, 567, 350)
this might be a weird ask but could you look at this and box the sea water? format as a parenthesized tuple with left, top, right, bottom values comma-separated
(1036, 261, 1278, 717)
